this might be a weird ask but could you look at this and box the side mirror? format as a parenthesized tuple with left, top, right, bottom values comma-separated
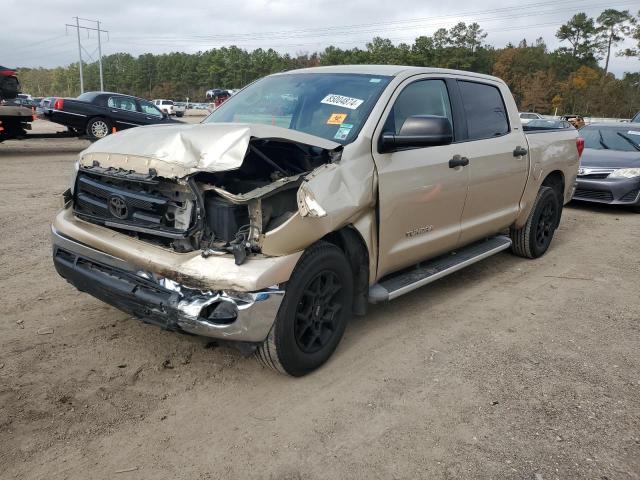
(379, 115, 453, 153)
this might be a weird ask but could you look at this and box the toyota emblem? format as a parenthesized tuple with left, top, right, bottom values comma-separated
(108, 195, 129, 219)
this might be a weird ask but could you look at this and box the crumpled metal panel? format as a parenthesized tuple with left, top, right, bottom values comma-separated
(80, 122, 340, 178)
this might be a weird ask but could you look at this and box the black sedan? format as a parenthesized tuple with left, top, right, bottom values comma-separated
(45, 91, 179, 140)
(574, 123, 640, 212)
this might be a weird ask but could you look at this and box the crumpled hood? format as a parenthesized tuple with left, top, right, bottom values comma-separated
(80, 122, 341, 177)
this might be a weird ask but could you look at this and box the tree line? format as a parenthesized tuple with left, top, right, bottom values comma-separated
(18, 9, 640, 118)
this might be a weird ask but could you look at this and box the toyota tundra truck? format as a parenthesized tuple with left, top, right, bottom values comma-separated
(51, 66, 581, 376)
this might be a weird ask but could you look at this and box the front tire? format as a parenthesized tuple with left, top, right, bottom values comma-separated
(86, 117, 111, 141)
(256, 242, 353, 376)
(510, 186, 560, 259)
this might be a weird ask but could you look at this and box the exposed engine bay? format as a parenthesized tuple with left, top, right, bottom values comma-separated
(73, 137, 341, 264)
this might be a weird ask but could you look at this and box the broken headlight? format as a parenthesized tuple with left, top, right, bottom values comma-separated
(297, 183, 327, 218)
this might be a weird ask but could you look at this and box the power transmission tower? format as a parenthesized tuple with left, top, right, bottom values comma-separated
(65, 17, 109, 93)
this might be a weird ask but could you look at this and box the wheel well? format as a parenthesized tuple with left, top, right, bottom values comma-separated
(322, 227, 370, 316)
(541, 170, 565, 227)
(542, 170, 565, 198)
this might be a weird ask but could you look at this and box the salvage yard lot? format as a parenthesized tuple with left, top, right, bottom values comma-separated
(1, 120, 639, 479)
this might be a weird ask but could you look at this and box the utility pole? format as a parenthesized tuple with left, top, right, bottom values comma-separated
(74, 16, 84, 93)
(97, 20, 104, 91)
(65, 18, 109, 94)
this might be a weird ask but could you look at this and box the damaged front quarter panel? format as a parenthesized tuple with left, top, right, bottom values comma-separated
(261, 148, 377, 256)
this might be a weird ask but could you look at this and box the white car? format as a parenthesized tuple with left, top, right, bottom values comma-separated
(519, 112, 544, 125)
(153, 99, 184, 117)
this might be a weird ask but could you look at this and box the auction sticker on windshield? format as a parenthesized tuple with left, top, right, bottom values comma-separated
(334, 123, 354, 140)
(321, 94, 364, 110)
(327, 113, 348, 125)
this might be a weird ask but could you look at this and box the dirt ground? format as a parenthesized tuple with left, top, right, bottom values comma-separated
(1, 119, 639, 480)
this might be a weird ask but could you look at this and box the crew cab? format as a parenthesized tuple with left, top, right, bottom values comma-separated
(51, 66, 580, 376)
(46, 92, 177, 140)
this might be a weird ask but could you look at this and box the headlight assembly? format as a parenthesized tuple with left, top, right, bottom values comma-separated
(297, 183, 327, 218)
(609, 168, 640, 179)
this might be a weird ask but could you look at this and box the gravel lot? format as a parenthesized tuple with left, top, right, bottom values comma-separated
(1, 119, 639, 480)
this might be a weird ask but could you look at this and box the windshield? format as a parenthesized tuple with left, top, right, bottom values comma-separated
(204, 73, 392, 144)
(581, 126, 640, 152)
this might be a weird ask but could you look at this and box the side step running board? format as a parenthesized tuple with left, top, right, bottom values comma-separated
(368, 235, 512, 303)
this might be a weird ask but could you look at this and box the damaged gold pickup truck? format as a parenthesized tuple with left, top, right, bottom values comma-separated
(52, 65, 581, 376)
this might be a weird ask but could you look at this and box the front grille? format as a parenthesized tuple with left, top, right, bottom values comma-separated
(620, 189, 640, 202)
(73, 168, 195, 238)
(574, 188, 613, 202)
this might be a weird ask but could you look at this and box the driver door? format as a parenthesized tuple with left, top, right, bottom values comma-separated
(372, 77, 469, 279)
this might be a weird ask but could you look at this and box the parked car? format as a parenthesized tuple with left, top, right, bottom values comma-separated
(52, 65, 579, 376)
(152, 99, 184, 117)
(37, 96, 55, 116)
(519, 112, 544, 124)
(210, 91, 231, 109)
(574, 123, 640, 211)
(46, 91, 177, 140)
(523, 119, 573, 131)
(561, 114, 585, 129)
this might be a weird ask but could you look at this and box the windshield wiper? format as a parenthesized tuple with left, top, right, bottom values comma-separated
(598, 130, 610, 149)
(616, 132, 640, 151)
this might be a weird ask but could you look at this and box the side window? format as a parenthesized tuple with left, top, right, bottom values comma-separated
(459, 81, 509, 140)
(139, 100, 163, 117)
(108, 96, 137, 111)
(385, 79, 452, 135)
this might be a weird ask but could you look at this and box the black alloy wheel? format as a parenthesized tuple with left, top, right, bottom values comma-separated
(256, 241, 353, 376)
(294, 270, 343, 354)
(535, 200, 557, 250)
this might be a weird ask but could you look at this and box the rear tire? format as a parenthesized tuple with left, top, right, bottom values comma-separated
(510, 186, 560, 259)
(86, 117, 111, 141)
(256, 242, 353, 376)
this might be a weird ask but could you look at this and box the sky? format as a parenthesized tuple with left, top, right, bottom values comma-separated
(2, 0, 639, 77)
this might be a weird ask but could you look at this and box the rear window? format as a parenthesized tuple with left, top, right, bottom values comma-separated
(520, 113, 538, 119)
(581, 126, 640, 152)
(459, 81, 509, 140)
(162, 100, 173, 105)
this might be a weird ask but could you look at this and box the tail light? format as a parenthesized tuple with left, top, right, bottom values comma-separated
(53, 98, 64, 110)
(576, 137, 584, 158)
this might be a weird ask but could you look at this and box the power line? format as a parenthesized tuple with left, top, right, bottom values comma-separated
(113, 0, 628, 43)
(107, 0, 636, 50)
(65, 17, 108, 92)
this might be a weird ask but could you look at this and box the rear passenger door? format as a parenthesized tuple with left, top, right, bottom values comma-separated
(457, 80, 529, 245)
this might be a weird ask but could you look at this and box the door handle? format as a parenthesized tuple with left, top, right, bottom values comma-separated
(449, 155, 469, 168)
(513, 146, 528, 157)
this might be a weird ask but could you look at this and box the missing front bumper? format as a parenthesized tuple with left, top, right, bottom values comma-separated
(52, 245, 284, 343)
